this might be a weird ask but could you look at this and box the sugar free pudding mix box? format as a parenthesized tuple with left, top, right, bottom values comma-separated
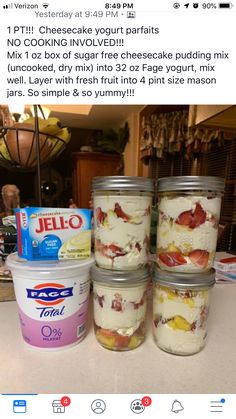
(214, 256, 236, 272)
(15, 207, 92, 260)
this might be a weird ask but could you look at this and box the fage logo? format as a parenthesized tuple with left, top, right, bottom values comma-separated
(26, 283, 73, 306)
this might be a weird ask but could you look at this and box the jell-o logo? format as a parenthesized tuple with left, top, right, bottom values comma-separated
(35, 215, 83, 233)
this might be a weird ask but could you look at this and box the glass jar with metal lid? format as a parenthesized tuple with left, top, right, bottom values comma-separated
(91, 264, 150, 351)
(156, 176, 224, 273)
(92, 176, 154, 270)
(153, 266, 215, 355)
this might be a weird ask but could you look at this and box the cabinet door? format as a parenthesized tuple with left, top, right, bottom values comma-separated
(73, 153, 121, 208)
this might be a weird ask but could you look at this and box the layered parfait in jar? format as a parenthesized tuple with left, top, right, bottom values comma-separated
(91, 265, 149, 351)
(92, 176, 154, 270)
(153, 268, 215, 355)
(156, 176, 224, 272)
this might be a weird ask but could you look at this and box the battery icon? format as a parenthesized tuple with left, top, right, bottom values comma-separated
(218, 2, 233, 7)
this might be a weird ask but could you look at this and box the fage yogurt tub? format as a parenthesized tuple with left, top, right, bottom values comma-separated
(6, 253, 94, 349)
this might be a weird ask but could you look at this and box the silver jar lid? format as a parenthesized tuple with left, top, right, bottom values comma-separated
(153, 266, 215, 290)
(91, 264, 150, 286)
(157, 176, 225, 192)
(92, 176, 154, 192)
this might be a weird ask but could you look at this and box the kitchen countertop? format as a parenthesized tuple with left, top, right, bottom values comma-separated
(0, 282, 235, 394)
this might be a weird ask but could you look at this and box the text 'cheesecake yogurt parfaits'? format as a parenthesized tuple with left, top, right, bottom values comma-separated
(156, 176, 224, 272)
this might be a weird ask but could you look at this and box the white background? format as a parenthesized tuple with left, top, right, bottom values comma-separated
(0, 0, 235, 104)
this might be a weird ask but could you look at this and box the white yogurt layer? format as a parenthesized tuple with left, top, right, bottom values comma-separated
(158, 195, 221, 220)
(153, 285, 209, 355)
(93, 283, 147, 334)
(94, 195, 152, 269)
(153, 325, 206, 355)
(95, 249, 147, 270)
(157, 195, 221, 272)
(157, 253, 215, 273)
(153, 289, 207, 324)
(157, 220, 218, 253)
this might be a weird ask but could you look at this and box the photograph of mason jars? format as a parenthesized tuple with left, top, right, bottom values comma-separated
(92, 176, 154, 270)
(91, 265, 149, 351)
(156, 176, 225, 273)
(153, 267, 215, 356)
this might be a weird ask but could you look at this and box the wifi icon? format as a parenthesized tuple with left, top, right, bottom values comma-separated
(42, 3, 49, 8)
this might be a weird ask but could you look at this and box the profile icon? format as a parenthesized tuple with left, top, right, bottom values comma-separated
(91, 399, 106, 414)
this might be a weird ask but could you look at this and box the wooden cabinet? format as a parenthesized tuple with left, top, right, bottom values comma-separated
(188, 105, 236, 129)
(72, 152, 121, 208)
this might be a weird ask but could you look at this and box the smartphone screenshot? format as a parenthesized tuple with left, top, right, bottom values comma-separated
(0, 1, 235, 417)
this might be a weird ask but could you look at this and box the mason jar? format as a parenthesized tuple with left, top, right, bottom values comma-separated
(153, 267, 215, 355)
(91, 264, 149, 351)
(92, 176, 154, 270)
(156, 176, 224, 273)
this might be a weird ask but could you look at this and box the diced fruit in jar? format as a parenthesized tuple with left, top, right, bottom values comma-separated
(115, 334, 131, 348)
(114, 202, 131, 222)
(157, 194, 221, 272)
(159, 251, 187, 267)
(167, 315, 191, 331)
(94, 195, 152, 269)
(189, 249, 209, 269)
(96, 328, 117, 349)
(93, 283, 147, 351)
(128, 334, 143, 349)
(96, 207, 107, 226)
(153, 284, 210, 355)
(175, 203, 206, 229)
(95, 325, 143, 351)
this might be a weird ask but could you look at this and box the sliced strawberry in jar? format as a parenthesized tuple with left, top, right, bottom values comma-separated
(95, 239, 106, 254)
(189, 249, 209, 268)
(192, 203, 206, 227)
(175, 209, 193, 227)
(97, 328, 130, 349)
(135, 242, 142, 252)
(144, 205, 151, 216)
(99, 328, 117, 337)
(115, 334, 130, 348)
(175, 203, 206, 229)
(114, 202, 130, 222)
(132, 296, 144, 310)
(154, 315, 162, 328)
(159, 251, 187, 267)
(108, 243, 127, 257)
(97, 295, 105, 308)
(200, 305, 209, 327)
(210, 215, 218, 228)
(95, 239, 127, 259)
(94, 292, 105, 308)
(111, 294, 123, 311)
(96, 207, 106, 226)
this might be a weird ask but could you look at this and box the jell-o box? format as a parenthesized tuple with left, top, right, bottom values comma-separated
(15, 207, 92, 260)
